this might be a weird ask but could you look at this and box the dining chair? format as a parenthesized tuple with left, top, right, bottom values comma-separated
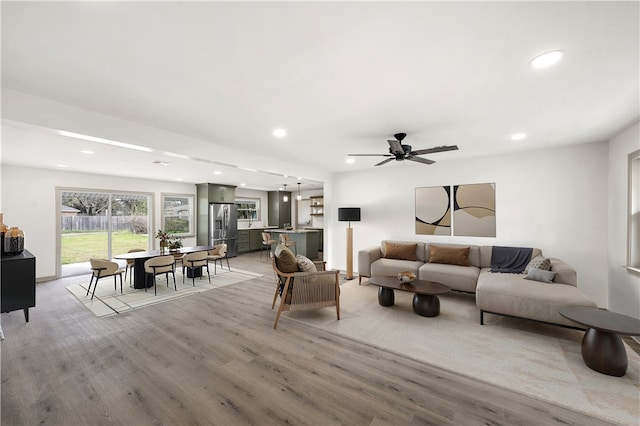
(207, 244, 230, 274)
(182, 251, 210, 286)
(124, 248, 145, 286)
(87, 258, 125, 300)
(144, 255, 176, 295)
(279, 233, 297, 255)
(261, 232, 277, 261)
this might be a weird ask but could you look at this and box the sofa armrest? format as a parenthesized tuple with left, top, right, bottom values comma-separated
(549, 258, 577, 286)
(358, 246, 382, 278)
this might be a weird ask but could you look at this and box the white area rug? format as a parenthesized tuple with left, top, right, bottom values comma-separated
(67, 268, 262, 318)
(285, 280, 640, 425)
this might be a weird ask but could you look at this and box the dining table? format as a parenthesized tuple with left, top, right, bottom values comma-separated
(114, 246, 213, 289)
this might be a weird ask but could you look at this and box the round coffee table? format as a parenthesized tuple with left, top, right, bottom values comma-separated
(559, 306, 640, 377)
(369, 276, 451, 317)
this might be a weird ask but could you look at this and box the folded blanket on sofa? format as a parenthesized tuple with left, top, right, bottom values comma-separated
(490, 246, 533, 273)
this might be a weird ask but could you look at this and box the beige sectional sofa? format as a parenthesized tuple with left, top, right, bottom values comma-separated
(358, 240, 596, 328)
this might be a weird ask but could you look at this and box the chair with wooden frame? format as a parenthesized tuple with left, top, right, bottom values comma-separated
(207, 243, 230, 274)
(87, 258, 125, 300)
(271, 249, 339, 329)
(279, 233, 297, 255)
(182, 251, 210, 286)
(261, 232, 277, 261)
(144, 255, 176, 295)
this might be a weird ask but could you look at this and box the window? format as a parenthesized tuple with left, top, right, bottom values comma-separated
(236, 198, 260, 221)
(161, 193, 194, 236)
(628, 150, 640, 271)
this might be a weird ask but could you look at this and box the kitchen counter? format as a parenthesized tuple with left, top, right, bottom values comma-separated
(270, 229, 320, 259)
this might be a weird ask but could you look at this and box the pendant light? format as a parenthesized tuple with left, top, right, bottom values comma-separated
(283, 184, 288, 202)
(296, 182, 302, 201)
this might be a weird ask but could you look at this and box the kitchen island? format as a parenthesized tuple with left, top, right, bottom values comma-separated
(271, 229, 320, 259)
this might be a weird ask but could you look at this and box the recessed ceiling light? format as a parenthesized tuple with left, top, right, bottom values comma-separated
(510, 132, 527, 141)
(152, 160, 171, 166)
(214, 170, 222, 175)
(80, 150, 95, 155)
(240, 183, 246, 187)
(273, 128, 287, 138)
(57, 164, 68, 168)
(530, 51, 563, 69)
(176, 178, 183, 181)
(346, 158, 355, 164)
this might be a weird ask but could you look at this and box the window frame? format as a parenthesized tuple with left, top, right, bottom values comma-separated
(627, 150, 640, 272)
(161, 193, 195, 237)
(235, 197, 261, 221)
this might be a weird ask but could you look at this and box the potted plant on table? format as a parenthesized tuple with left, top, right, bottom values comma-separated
(168, 235, 183, 252)
(155, 230, 170, 254)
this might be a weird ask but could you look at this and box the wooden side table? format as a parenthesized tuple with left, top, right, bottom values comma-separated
(559, 306, 640, 377)
(1, 250, 36, 322)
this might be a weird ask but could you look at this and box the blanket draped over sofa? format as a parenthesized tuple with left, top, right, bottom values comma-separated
(358, 241, 596, 328)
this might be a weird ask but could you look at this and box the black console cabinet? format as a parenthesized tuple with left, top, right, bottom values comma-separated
(1, 249, 36, 322)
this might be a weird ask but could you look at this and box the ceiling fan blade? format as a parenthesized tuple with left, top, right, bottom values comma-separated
(387, 139, 404, 155)
(374, 158, 395, 166)
(406, 156, 435, 165)
(410, 145, 459, 156)
(348, 154, 393, 157)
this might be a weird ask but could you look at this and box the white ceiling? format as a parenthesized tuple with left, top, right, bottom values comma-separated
(1, 1, 638, 191)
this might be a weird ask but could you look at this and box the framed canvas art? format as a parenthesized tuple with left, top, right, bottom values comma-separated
(415, 186, 452, 235)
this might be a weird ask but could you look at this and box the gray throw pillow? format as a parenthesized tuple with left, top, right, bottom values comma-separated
(296, 255, 317, 272)
(524, 268, 556, 283)
(524, 254, 551, 274)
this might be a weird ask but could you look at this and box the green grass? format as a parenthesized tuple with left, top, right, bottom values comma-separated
(61, 231, 148, 264)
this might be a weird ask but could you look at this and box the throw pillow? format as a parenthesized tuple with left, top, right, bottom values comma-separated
(296, 255, 317, 273)
(524, 268, 556, 283)
(274, 244, 298, 273)
(383, 242, 417, 261)
(524, 255, 551, 274)
(429, 245, 470, 266)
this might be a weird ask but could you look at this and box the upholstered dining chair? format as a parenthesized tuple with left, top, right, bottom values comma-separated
(124, 248, 145, 286)
(87, 258, 125, 300)
(261, 232, 277, 261)
(182, 251, 210, 286)
(207, 244, 230, 274)
(144, 255, 176, 295)
(279, 233, 297, 255)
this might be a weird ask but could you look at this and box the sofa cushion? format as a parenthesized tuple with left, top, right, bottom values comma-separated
(476, 269, 596, 326)
(383, 242, 417, 261)
(426, 243, 480, 267)
(371, 258, 423, 277)
(428, 245, 470, 266)
(524, 254, 551, 274)
(382, 240, 426, 262)
(524, 268, 556, 283)
(296, 254, 317, 272)
(419, 263, 480, 293)
(274, 244, 298, 273)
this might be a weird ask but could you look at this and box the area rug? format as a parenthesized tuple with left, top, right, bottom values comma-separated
(284, 280, 640, 425)
(66, 268, 262, 318)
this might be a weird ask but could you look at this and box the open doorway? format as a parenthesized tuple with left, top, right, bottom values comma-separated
(59, 190, 151, 277)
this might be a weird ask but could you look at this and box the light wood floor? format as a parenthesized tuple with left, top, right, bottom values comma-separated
(1, 252, 617, 425)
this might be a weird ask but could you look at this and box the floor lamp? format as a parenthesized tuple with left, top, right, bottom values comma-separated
(338, 207, 361, 280)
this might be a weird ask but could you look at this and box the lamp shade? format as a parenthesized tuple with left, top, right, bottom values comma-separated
(338, 207, 361, 222)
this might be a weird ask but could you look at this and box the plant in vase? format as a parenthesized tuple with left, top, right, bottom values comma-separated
(155, 230, 170, 253)
(168, 236, 184, 251)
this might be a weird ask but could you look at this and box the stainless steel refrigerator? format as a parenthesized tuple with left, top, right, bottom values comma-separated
(209, 203, 237, 257)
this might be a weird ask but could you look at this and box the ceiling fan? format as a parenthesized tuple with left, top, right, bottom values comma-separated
(348, 133, 458, 166)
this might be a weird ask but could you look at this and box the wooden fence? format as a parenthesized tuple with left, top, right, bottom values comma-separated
(61, 216, 148, 233)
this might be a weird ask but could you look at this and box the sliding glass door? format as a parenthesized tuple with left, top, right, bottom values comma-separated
(60, 190, 151, 270)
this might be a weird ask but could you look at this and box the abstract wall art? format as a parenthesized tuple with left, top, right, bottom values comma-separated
(453, 183, 496, 237)
(415, 186, 452, 235)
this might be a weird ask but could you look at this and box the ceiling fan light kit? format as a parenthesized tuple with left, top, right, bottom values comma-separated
(348, 132, 458, 166)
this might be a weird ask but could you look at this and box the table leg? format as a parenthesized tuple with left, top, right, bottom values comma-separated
(133, 258, 154, 289)
(413, 294, 440, 317)
(378, 287, 394, 307)
(581, 328, 627, 377)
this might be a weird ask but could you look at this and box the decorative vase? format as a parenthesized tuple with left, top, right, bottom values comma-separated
(4, 226, 24, 255)
(160, 240, 168, 254)
(0, 213, 8, 255)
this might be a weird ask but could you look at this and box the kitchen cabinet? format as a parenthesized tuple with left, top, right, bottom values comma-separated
(237, 230, 251, 253)
(208, 184, 236, 203)
(250, 230, 265, 251)
(1, 250, 36, 322)
(268, 191, 292, 228)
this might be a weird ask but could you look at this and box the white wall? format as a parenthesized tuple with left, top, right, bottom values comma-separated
(0, 165, 198, 280)
(329, 142, 609, 307)
(608, 121, 640, 318)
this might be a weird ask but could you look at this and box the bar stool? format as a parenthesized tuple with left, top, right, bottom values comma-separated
(261, 232, 277, 261)
(279, 234, 297, 255)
